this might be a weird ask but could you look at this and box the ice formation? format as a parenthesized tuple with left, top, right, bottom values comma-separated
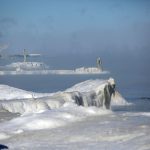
(111, 91, 128, 105)
(0, 61, 108, 75)
(0, 67, 108, 75)
(4, 62, 49, 71)
(0, 78, 126, 114)
(0, 84, 52, 100)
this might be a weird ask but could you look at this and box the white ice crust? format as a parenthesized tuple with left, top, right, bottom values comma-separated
(0, 62, 108, 75)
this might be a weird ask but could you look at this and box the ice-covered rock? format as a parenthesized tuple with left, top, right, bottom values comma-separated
(66, 78, 116, 109)
(0, 78, 118, 114)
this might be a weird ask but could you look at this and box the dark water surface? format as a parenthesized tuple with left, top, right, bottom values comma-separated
(0, 74, 109, 93)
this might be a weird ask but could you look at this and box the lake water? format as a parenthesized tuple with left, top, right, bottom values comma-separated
(0, 70, 149, 100)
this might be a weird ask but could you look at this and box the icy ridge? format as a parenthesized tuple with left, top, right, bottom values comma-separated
(0, 78, 127, 114)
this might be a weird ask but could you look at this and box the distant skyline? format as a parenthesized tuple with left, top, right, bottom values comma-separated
(0, 0, 150, 56)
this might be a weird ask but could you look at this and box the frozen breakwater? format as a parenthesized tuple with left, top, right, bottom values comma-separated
(0, 68, 108, 75)
(0, 62, 108, 75)
(0, 78, 119, 114)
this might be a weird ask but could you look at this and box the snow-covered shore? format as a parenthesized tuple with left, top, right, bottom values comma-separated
(0, 79, 149, 150)
(0, 78, 127, 138)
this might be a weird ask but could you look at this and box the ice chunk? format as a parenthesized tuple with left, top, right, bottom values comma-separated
(111, 91, 128, 106)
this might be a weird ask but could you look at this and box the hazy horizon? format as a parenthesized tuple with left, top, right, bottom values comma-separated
(0, 0, 150, 76)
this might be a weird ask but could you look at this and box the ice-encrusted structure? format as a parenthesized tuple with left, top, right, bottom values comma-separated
(4, 62, 49, 71)
(0, 67, 107, 75)
(0, 78, 126, 114)
(65, 78, 115, 109)
(0, 61, 107, 75)
(74, 67, 102, 73)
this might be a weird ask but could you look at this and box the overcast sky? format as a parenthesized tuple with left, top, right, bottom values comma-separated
(0, 0, 150, 58)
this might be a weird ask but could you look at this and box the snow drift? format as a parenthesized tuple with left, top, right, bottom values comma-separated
(0, 84, 52, 100)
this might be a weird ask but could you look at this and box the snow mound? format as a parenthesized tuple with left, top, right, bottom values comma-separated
(0, 84, 52, 100)
(0, 85, 34, 100)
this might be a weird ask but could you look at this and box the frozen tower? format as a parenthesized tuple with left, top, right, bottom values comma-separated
(96, 57, 102, 71)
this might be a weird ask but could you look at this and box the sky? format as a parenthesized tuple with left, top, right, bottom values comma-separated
(0, 0, 150, 69)
(0, 0, 149, 52)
